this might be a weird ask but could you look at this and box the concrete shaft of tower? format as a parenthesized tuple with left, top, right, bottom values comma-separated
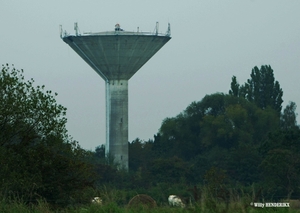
(62, 26, 171, 170)
(106, 79, 128, 170)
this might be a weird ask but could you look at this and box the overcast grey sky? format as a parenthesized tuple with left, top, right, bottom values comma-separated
(1, 1, 300, 150)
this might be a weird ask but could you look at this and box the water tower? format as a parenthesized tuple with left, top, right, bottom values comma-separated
(61, 23, 171, 170)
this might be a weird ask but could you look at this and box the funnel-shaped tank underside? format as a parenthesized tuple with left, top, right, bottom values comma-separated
(63, 34, 171, 80)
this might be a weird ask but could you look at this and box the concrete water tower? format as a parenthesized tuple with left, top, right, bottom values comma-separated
(61, 22, 171, 170)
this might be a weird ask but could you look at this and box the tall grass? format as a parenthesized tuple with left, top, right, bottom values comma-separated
(0, 200, 298, 213)
(0, 186, 299, 213)
(0, 199, 52, 213)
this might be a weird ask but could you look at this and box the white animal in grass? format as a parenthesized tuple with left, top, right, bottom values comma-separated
(168, 195, 185, 208)
(91, 197, 102, 205)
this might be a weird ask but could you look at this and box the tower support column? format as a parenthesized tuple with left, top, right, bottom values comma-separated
(105, 79, 128, 170)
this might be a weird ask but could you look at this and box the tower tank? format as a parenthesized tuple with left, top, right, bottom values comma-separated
(61, 23, 171, 170)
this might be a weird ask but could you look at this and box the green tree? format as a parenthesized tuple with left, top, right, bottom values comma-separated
(154, 93, 280, 185)
(227, 143, 261, 184)
(149, 156, 190, 184)
(0, 64, 67, 144)
(197, 94, 279, 148)
(204, 166, 227, 192)
(0, 64, 95, 206)
(259, 129, 300, 199)
(94, 144, 106, 163)
(129, 138, 154, 172)
(281, 101, 298, 130)
(230, 65, 283, 114)
(229, 76, 239, 97)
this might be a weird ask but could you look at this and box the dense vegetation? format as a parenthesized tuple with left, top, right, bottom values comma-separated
(1, 64, 300, 212)
(127, 65, 299, 198)
(0, 64, 95, 207)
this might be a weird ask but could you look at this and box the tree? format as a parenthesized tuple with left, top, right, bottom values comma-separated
(229, 76, 239, 97)
(259, 129, 300, 199)
(0, 64, 95, 206)
(149, 156, 190, 184)
(94, 144, 106, 163)
(230, 65, 283, 114)
(153, 92, 281, 185)
(281, 101, 298, 130)
(129, 138, 154, 171)
(0, 64, 67, 145)
(227, 143, 261, 184)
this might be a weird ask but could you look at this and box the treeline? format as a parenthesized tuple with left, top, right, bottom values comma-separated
(1, 64, 299, 209)
(92, 65, 300, 201)
(125, 65, 300, 199)
(129, 66, 300, 198)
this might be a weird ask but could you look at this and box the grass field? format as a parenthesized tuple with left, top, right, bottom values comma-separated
(1, 185, 299, 213)
(1, 199, 299, 213)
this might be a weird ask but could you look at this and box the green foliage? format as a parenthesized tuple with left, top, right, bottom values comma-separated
(0, 64, 95, 206)
(129, 138, 154, 172)
(229, 76, 240, 97)
(259, 129, 300, 199)
(2, 63, 298, 210)
(203, 167, 229, 202)
(281, 101, 299, 130)
(2, 183, 300, 212)
(0, 64, 68, 144)
(94, 144, 106, 162)
(230, 65, 283, 114)
(227, 144, 261, 183)
(149, 156, 190, 184)
(124, 64, 298, 199)
(154, 93, 279, 185)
